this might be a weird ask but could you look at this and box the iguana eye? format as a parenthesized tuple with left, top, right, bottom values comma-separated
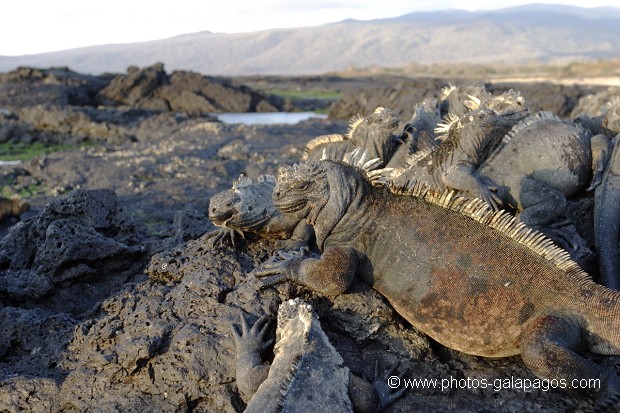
(296, 182, 309, 191)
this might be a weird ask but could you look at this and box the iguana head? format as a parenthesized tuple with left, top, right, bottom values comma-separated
(274, 160, 368, 249)
(273, 162, 329, 224)
(440, 83, 491, 117)
(208, 175, 275, 230)
(347, 107, 400, 162)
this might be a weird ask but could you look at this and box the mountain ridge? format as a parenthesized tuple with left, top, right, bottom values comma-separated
(1, 4, 619, 76)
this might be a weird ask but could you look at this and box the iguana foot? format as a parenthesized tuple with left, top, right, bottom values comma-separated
(252, 248, 311, 288)
(205, 227, 244, 247)
(369, 361, 408, 410)
(230, 314, 274, 356)
(230, 314, 274, 402)
(469, 183, 503, 211)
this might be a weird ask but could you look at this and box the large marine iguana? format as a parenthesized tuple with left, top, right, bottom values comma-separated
(231, 298, 402, 412)
(254, 159, 620, 405)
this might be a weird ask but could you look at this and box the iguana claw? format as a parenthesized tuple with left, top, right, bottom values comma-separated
(253, 248, 310, 288)
(205, 227, 244, 247)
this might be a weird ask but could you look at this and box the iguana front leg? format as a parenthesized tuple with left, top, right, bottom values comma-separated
(230, 315, 274, 402)
(441, 163, 503, 211)
(254, 246, 360, 298)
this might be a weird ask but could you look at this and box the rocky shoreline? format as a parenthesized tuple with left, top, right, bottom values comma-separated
(1, 65, 619, 412)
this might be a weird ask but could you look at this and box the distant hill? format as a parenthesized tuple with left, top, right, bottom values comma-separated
(1, 4, 620, 76)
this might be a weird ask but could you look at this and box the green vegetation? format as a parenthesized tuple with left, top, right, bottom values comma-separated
(0, 175, 47, 200)
(267, 89, 341, 114)
(0, 141, 83, 161)
(267, 89, 341, 101)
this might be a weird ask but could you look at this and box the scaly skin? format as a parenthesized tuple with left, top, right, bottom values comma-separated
(255, 160, 620, 404)
(470, 113, 610, 274)
(386, 97, 441, 170)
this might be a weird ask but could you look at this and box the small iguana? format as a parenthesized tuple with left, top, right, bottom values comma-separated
(231, 298, 402, 412)
(206, 174, 312, 249)
(385, 97, 441, 170)
(390, 89, 530, 209)
(439, 82, 491, 117)
(302, 106, 400, 165)
(254, 159, 620, 405)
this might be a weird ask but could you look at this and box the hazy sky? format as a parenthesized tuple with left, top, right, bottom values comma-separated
(2, 0, 619, 56)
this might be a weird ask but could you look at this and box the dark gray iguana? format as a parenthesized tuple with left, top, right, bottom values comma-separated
(254, 159, 620, 405)
(231, 298, 403, 412)
(389, 89, 530, 209)
(595, 136, 620, 288)
(206, 174, 313, 249)
(391, 105, 612, 270)
(438, 82, 491, 117)
(206, 107, 400, 249)
(302, 106, 400, 165)
(385, 97, 442, 171)
(206, 152, 384, 249)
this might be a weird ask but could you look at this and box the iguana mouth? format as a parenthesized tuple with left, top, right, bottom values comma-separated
(275, 198, 308, 214)
(209, 209, 235, 225)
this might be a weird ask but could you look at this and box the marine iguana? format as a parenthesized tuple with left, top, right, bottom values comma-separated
(206, 174, 312, 249)
(385, 97, 441, 171)
(439, 82, 490, 117)
(302, 106, 400, 165)
(595, 137, 620, 289)
(231, 298, 403, 412)
(207, 152, 384, 249)
(254, 159, 620, 404)
(390, 90, 530, 210)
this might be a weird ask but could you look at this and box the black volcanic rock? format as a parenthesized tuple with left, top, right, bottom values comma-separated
(0, 66, 109, 109)
(96, 63, 284, 114)
(0, 64, 289, 148)
(0, 189, 144, 300)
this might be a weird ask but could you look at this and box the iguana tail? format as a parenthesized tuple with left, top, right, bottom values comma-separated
(594, 138, 620, 289)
